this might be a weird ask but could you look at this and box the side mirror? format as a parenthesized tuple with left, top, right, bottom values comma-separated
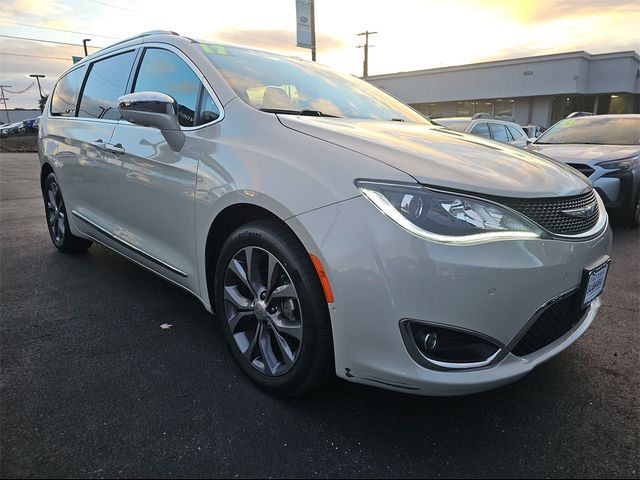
(526, 138, 534, 145)
(118, 91, 185, 151)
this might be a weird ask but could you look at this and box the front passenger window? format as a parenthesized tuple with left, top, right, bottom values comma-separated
(134, 48, 200, 127)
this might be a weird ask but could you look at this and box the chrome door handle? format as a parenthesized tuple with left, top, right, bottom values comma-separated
(91, 140, 125, 155)
(104, 143, 125, 155)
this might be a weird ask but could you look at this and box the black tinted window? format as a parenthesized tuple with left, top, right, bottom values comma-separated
(134, 48, 200, 127)
(197, 88, 220, 125)
(51, 66, 86, 117)
(470, 122, 491, 138)
(490, 123, 510, 142)
(78, 51, 136, 121)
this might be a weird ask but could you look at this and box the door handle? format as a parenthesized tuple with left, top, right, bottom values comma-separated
(103, 143, 126, 155)
(90, 140, 125, 155)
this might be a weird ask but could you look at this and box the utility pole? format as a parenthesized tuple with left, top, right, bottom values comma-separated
(356, 30, 377, 78)
(310, 0, 316, 62)
(29, 74, 45, 99)
(0, 85, 10, 123)
(83, 38, 91, 56)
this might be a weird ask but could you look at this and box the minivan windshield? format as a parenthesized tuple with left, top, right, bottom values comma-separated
(199, 43, 429, 123)
(535, 116, 640, 145)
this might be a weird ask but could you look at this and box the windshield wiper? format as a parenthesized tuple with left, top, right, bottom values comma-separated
(259, 108, 341, 118)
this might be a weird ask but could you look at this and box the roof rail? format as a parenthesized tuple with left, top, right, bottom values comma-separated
(138, 30, 180, 37)
(471, 113, 516, 122)
(566, 111, 595, 118)
(97, 30, 180, 52)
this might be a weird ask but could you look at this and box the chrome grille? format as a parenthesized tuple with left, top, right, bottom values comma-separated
(567, 163, 595, 177)
(490, 190, 599, 235)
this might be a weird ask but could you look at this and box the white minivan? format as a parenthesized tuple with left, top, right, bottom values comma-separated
(39, 31, 611, 396)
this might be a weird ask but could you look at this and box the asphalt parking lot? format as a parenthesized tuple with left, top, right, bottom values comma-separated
(1, 152, 638, 478)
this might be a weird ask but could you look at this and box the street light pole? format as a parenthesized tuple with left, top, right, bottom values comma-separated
(83, 38, 91, 56)
(29, 74, 45, 99)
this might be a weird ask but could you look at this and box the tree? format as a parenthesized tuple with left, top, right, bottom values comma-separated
(38, 94, 49, 112)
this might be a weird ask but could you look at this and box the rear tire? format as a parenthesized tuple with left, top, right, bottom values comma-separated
(42, 172, 93, 253)
(213, 220, 334, 396)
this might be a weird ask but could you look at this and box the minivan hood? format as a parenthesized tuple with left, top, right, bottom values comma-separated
(278, 116, 590, 198)
(526, 143, 640, 165)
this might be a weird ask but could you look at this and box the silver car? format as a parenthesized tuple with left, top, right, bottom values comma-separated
(39, 31, 611, 396)
(527, 114, 640, 228)
(435, 115, 530, 148)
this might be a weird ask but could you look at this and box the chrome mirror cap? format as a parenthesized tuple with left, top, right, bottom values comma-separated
(117, 91, 185, 151)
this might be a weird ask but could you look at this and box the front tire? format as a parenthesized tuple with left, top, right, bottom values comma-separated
(622, 202, 640, 229)
(214, 220, 334, 396)
(42, 172, 93, 253)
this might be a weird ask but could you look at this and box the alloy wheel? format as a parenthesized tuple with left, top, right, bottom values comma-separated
(46, 180, 66, 244)
(223, 246, 303, 376)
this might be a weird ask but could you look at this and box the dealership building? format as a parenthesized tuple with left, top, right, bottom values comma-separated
(367, 50, 640, 127)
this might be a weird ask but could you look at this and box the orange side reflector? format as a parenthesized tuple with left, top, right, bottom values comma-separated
(310, 254, 335, 304)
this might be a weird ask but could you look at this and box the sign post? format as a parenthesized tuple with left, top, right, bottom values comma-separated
(296, 0, 316, 61)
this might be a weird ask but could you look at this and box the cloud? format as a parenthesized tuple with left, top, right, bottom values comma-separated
(0, 38, 87, 109)
(1, 0, 72, 18)
(476, 0, 640, 23)
(206, 29, 346, 54)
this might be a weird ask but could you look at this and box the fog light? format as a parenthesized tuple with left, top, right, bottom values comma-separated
(422, 331, 438, 351)
(403, 321, 501, 370)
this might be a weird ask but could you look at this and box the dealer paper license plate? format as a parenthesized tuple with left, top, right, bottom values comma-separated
(581, 259, 610, 309)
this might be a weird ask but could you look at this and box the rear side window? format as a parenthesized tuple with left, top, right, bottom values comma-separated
(470, 122, 491, 139)
(50, 66, 87, 117)
(133, 48, 200, 127)
(490, 123, 510, 142)
(507, 125, 525, 140)
(78, 51, 136, 121)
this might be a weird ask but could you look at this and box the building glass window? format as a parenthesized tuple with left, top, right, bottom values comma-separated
(551, 95, 596, 123)
(495, 99, 515, 118)
(457, 101, 474, 116)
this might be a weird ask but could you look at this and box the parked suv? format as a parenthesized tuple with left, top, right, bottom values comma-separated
(436, 114, 530, 147)
(527, 114, 639, 227)
(39, 31, 611, 396)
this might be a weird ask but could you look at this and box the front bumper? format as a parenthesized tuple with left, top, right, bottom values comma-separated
(288, 195, 612, 396)
(589, 165, 639, 212)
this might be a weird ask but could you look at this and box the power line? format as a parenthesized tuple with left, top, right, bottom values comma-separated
(0, 34, 104, 49)
(87, 0, 138, 12)
(0, 52, 71, 61)
(0, 20, 119, 39)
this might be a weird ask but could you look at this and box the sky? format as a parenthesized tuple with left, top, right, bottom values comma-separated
(1, 0, 639, 109)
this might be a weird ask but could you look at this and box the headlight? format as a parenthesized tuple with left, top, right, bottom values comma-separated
(597, 155, 639, 171)
(355, 180, 543, 244)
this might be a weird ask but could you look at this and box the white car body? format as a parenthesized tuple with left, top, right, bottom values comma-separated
(38, 32, 611, 395)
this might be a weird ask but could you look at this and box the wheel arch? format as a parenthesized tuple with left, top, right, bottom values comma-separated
(203, 202, 320, 310)
(40, 162, 54, 192)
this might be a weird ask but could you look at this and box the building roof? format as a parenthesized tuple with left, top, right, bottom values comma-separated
(366, 50, 640, 81)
